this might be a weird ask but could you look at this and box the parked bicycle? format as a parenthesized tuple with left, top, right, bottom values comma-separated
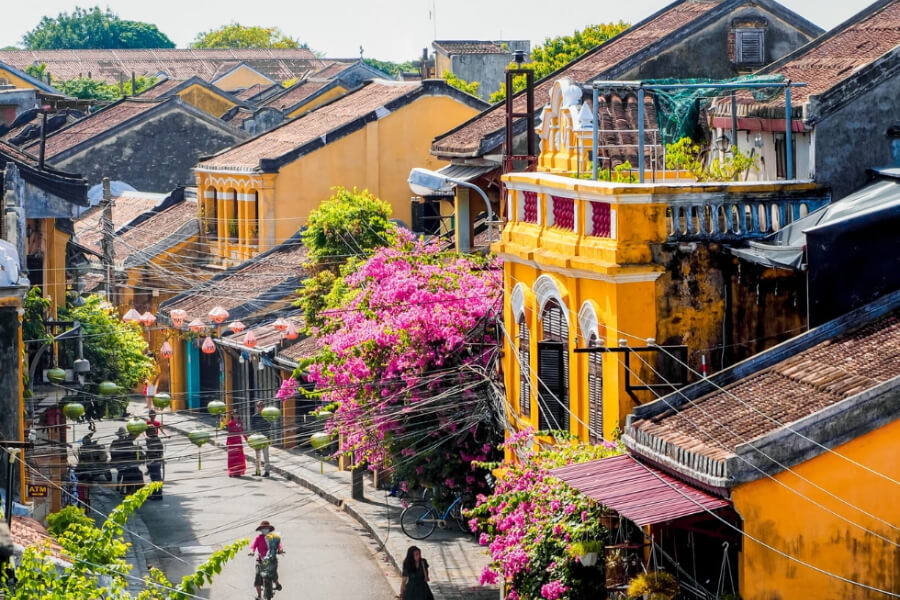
(400, 494, 470, 540)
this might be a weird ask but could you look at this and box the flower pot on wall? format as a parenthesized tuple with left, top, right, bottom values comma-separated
(579, 551, 598, 566)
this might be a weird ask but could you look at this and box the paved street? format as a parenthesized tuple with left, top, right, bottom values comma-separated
(89, 414, 399, 599)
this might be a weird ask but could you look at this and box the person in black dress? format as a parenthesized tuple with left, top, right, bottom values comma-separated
(399, 545, 433, 600)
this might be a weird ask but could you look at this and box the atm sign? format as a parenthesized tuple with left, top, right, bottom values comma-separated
(27, 484, 48, 497)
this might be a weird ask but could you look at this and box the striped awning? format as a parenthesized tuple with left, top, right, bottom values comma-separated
(552, 454, 731, 526)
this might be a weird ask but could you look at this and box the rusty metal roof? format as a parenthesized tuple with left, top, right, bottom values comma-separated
(552, 454, 730, 526)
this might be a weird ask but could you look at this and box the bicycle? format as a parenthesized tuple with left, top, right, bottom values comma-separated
(400, 494, 469, 540)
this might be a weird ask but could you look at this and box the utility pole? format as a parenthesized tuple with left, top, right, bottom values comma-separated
(100, 177, 115, 304)
(0, 442, 31, 528)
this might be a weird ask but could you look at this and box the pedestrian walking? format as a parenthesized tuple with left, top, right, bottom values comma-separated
(145, 426, 164, 500)
(225, 412, 247, 477)
(398, 545, 433, 600)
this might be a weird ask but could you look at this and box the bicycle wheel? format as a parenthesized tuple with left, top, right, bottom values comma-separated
(449, 501, 469, 532)
(400, 504, 436, 539)
(264, 577, 273, 600)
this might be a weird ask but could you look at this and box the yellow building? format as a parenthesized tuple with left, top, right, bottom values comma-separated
(591, 290, 900, 600)
(140, 76, 244, 119)
(498, 80, 829, 441)
(211, 63, 276, 93)
(194, 79, 487, 265)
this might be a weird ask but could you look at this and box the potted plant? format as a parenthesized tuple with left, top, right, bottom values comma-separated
(570, 539, 605, 567)
(627, 570, 679, 600)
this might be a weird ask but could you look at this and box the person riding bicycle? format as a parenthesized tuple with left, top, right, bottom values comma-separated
(250, 521, 283, 598)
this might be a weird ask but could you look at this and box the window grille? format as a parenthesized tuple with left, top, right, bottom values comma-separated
(591, 202, 612, 237)
(523, 191, 538, 223)
(587, 335, 603, 443)
(551, 196, 574, 230)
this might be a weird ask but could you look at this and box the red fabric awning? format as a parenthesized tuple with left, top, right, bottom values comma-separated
(551, 454, 731, 526)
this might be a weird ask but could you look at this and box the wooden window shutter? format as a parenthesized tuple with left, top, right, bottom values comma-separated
(737, 30, 764, 64)
(411, 199, 425, 233)
(537, 341, 567, 431)
(587, 344, 603, 443)
(518, 316, 531, 418)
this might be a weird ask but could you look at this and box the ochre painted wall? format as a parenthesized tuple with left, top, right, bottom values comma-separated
(214, 67, 274, 92)
(285, 86, 348, 119)
(46, 222, 69, 318)
(177, 84, 237, 118)
(733, 419, 900, 600)
(271, 93, 478, 238)
(0, 67, 42, 90)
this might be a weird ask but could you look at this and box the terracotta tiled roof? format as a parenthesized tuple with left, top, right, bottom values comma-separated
(114, 199, 197, 263)
(160, 237, 307, 321)
(261, 79, 331, 111)
(0, 49, 324, 84)
(629, 311, 900, 460)
(200, 80, 420, 169)
(0, 140, 88, 205)
(433, 41, 508, 55)
(234, 83, 281, 102)
(431, 0, 716, 156)
(278, 333, 320, 362)
(310, 61, 354, 79)
(1, 110, 81, 146)
(139, 78, 185, 98)
(11, 516, 64, 559)
(741, 0, 900, 111)
(74, 191, 164, 250)
(223, 108, 255, 126)
(22, 98, 160, 159)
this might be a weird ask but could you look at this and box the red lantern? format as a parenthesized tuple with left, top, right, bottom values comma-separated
(208, 306, 229, 324)
(285, 321, 299, 340)
(201, 336, 216, 354)
(170, 309, 187, 328)
(159, 341, 173, 359)
(122, 308, 142, 323)
(140, 311, 156, 327)
(228, 320, 246, 334)
(244, 331, 258, 348)
(273, 318, 289, 332)
(188, 318, 205, 333)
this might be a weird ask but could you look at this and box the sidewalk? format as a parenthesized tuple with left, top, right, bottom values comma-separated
(144, 402, 499, 600)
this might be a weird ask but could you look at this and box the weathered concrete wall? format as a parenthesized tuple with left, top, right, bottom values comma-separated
(0, 302, 22, 507)
(811, 72, 900, 200)
(0, 88, 37, 125)
(653, 243, 807, 379)
(51, 108, 244, 193)
(449, 54, 513, 101)
(241, 107, 284, 136)
(620, 6, 816, 80)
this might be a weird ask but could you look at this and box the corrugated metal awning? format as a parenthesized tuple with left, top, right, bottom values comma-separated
(552, 454, 730, 526)
(423, 163, 497, 196)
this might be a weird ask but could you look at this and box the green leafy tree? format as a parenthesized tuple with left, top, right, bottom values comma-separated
(191, 23, 301, 49)
(2, 484, 247, 599)
(23, 287, 51, 351)
(363, 57, 418, 77)
(441, 71, 480, 96)
(22, 7, 174, 50)
(56, 75, 156, 100)
(59, 294, 153, 396)
(296, 187, 395, 329)
(489, 21, 629, 102)
(665, 136, 759, 181)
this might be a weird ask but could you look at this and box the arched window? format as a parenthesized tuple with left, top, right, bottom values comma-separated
(206, 189, 218, 235)
(587, 334, 603, 443)
(518, 315, 531, 418)
(538, 299, 569, 431)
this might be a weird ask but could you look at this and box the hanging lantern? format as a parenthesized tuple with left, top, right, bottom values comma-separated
(188, 318, 206, 333)
(284, 321, 299, 340)
(261, 406, 281, 424)
(207, 400, 226, 416)
(208, 306, 229, 324)
(201, 336, 216, 354)
(126, 417, 148, 436)
(46, 367, 66, 384)
(247, 433, 269, 450)
(140, 311, 157, 327)
(159, 341, 174, 359)
(62, 402, 84, 421)
(228, 320, 246, 334)
(273, 318, 289, 333)
(170, 309, 187, 328)
(243, 331, 258, 348)
(152, 393, 172, 410)
(98, 381, 119, 396)
(187, 430, 210, 470)
(310, 432, 331, 450)
(122, 308, 142, 323)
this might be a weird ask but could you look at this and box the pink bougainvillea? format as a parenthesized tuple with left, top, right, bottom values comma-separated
(300, 233, 503, 501)
(467, 429, 623, 600)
